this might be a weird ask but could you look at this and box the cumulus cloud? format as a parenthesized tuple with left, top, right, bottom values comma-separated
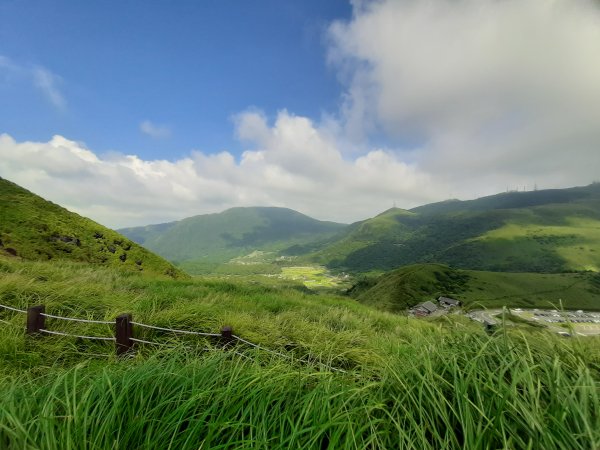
(140, 120, 171, 139)
(0, 55, 66, 110)
(0, 115, 439, 228)
(328, 0, 600, 197)
(3, 0, 599, 229)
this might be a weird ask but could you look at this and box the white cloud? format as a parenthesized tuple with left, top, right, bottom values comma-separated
(328, 0, 600, 197)
(140, 120, 171, 139)
(0, 55, 66, 110)
(32, 67, 66, 110)
(0, 114, 439, 228)
(3, 0, 599, 229)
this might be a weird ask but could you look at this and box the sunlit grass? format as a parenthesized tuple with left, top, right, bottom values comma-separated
(1, 257, 599, 449)
(279, 265, 345, 288)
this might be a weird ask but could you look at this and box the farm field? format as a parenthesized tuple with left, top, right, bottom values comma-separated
(278, 265, 350, 289)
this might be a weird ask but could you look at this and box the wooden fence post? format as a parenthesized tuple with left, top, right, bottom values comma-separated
(26, 305, 45, 335)
(220, 325, 233, 346)
(115, 313, 133, 355)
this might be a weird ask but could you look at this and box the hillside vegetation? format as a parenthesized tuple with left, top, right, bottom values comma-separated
(114, 184, 600, 276)
(351, 264, 600, 312)
(310, 183, 600, 273)
(0, 256, 599, 449)
(2, 177, 598, 448)
(0, 177, 185, 278)
(119, 207, 345, 274)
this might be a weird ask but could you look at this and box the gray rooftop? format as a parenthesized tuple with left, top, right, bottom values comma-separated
(418, 301, 438, 313)
(438, 296, 460, 305)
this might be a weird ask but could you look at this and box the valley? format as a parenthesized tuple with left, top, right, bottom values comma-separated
(1, 176, 599, 449)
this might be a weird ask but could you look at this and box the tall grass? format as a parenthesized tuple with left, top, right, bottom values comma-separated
(1, 258, 599, 449)
(0, 258, 437, 370)
(1, 331, 598, 449)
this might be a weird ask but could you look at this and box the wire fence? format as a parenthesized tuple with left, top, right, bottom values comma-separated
(40, 329, 116, 341)
(41, 312, 113, 325)
(131, 321, 220, 337)
(0, 302, 347, 373)
(0, 304, 27, 314)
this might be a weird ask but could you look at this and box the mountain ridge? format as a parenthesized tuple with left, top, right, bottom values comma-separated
(119, 206, 347, 273)
(0, 177, 186, 278)
(310, 183, 600, 273)
(116, 183, 600, 275)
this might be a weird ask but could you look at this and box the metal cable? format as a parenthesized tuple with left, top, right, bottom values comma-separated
(130, 337, 172, 346)
(232, 334, 347, 373)
(231, 334, 260, 348)
(40, 329, 115, 341)
(130, 321, 220, 337)
(0, 303, 27, 314)
(41, 313, 112, 325)
(232, 334, 294, 360)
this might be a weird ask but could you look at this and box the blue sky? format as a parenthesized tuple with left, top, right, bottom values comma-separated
(0, 0, 350, 160)
(1, 0, 599, 227)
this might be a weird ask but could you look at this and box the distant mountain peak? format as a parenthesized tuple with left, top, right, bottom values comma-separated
(119, 206, 347, 274)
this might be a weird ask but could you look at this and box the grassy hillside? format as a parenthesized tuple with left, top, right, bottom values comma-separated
(0, 257, 599, 449)
(119, 207, 346, 274)
(348, 264, 470, 313)
(412, 184, 600, 215)
(351, 264, 600, 312)
(310, 183, 600, 273)
(0, 177, 185, 278)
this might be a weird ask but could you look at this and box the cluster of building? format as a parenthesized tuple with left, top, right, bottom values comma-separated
(410, 296, 461, 316)
(533, 310, 600, 324)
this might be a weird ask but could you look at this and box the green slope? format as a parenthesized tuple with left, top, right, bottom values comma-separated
(351, 264, 600, 312)
(119, 207, 346, 274)
(0, 177, 186, 278)
(311, 183, 600, 273)
(1, 256, 598, 449)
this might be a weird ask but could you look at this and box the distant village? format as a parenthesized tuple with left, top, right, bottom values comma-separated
(410, 296, 461, 316)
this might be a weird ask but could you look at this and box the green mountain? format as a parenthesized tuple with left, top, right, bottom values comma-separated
(119, 207, 346, 273)
(350, 263, 600, 312)
(310, 183, 600, 273)
(0, 177, 185, 278)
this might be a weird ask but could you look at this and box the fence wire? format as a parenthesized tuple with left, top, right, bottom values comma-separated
(0, 304, 348, 373)
(232, 334, 347, 373)
(0, 303, 27, 314)
(232, 334, 293, 360)
(40, 329, 115, 341)
(41, 312, 112, 325)
(131, 321, 220, 337)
